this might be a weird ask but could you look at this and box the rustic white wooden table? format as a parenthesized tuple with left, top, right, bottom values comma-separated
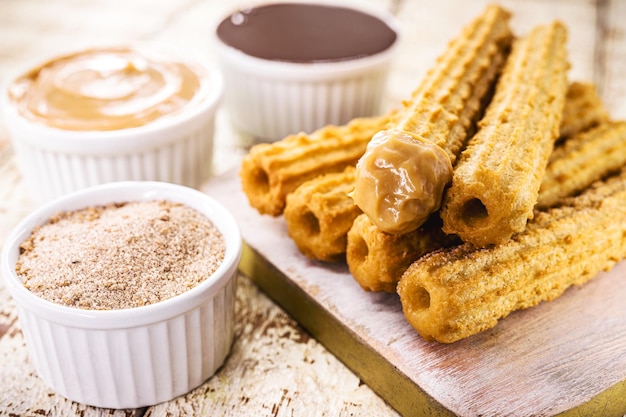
(1, 1, 624, 416)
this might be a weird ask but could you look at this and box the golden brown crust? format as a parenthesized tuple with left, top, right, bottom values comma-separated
(240, 114, 392, 216)
(343, 81, 612, 293)
(389, 4, 513, 163)
(284, 167, 362, 262)
(440, 22, 570, 247)
(398, 167, 626, 343)
(351, 4, 514, 234)
(346, 213, 460, 292)
(538, 121, 626, 208)
(241, 5, 514, 221)
(559, 82, 609, 140)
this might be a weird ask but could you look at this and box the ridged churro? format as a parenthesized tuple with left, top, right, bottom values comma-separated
(347, 213, 460, 292)
(352, 5, 513, 234)
(284, 167, 362, 262)
(293, 82, 609, 282)
(538, 121, 626, 208)
(240, 113, 392, 216)
(346, 119, 625, 294)
(398, 167, 626, 343)
(440, 22, 569, 247)
(559, 82, 609, 140)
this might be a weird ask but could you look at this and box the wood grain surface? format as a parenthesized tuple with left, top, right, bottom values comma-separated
(208, 170, 626, 417)
(1, 0, 625, 416)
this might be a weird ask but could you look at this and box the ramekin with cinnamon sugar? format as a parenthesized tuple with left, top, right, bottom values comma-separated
(1, 181, 242, 409)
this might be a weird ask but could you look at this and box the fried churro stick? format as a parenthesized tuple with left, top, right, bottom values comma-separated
(286, 81, 609, 278)
(398, 167, 626, 343)
(352, 5, 513, 234)
(538, 121, 626, 208)
(440, 22, 569, 247)
(346, 83, 610, 292)
(240, 114, 392, 216)
(559, 82, 609, 140)
(347, 120, 626, 293)
(284, 167, 459, 265)
(347, 213, 460, 292)
(281, 4, 511, 262)
(284, 167, 362, 262)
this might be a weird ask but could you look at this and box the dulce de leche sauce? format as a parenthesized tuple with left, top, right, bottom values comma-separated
(352, 130, 453, 234)
(8, 47, 208, 131)
(216, 3, 397, 62)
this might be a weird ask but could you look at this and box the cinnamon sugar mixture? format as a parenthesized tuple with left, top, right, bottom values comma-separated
(15, 200, 225, 310)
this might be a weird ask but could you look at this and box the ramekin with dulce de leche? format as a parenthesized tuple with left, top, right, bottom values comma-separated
(215, 1, 400, 142)
(2, 46, 222, 202)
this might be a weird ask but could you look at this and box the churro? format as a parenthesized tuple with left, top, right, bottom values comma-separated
(352, 4, 513, 234)
(347, 213, 460, 292)
(240, 113, 392, 216)
(347, 119, 625, 294)
(538, 121, 626, 208)
(440, 21, 569, 247)
(559, 82, 609, 140)
(316, 82, 611, 289)
(284, 167, 361, 262)
(398, 167, 626, 343)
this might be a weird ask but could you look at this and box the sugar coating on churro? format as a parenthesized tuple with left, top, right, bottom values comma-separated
(398, 167, 626, 343)
(240, 114, 392, 216)
(441, 21, 569, 247)
(538, 121, 626, 208)
(284, 166, 361, 262)
(346, 213, 459, 293)
(345, 81, 613, 294)
(352, 4, 513, 235)
(559, 81, 609, 140)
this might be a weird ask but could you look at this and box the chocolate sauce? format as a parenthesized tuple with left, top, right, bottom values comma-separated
(216, 3, 397, 62)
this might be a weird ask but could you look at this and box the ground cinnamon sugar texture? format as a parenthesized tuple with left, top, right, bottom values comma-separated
(15, 200, 226, 310)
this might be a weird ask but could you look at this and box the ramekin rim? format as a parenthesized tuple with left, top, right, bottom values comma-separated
(0, 44, 224, 145)
(214, 40, 398, 78)
(213, 0, 402, 75)
(1, 181, 242, 329)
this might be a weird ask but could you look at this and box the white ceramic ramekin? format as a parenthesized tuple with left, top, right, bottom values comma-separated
(1, 181, 242, 409)
(214, 1, 400, 142)
(1, 48, 223, 204)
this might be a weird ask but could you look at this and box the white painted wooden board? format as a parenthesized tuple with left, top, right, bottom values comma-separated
(1, 0, 624, 415)
(204, 171, 626, 417)
(0, 155, 400, 416)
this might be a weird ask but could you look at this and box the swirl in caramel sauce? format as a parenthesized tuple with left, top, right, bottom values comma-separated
(7, 47, 208, 131)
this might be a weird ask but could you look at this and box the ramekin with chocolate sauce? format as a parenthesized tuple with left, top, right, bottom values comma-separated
(2, 46, 223, 202)
(215, 1, 400, 142)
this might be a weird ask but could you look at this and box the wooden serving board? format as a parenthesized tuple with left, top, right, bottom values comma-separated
(204, 170, 626, 417)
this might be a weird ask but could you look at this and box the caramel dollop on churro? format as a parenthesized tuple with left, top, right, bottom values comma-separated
(352, 4, 513, 234)
(346, 82, 610, 293)
(352, 130, 452, 234)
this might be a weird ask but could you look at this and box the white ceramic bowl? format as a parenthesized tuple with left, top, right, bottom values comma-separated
(2, 47, 223, 204)
(1, 181, 242, 409)
(214, 1, 400, 142)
